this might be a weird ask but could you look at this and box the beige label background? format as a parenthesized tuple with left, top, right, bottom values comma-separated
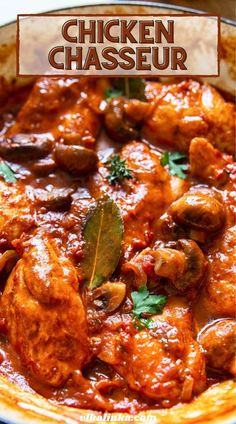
(18, 14, 219, 76)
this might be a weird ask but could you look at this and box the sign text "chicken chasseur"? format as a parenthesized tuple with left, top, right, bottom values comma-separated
(17, 14, 220, 76)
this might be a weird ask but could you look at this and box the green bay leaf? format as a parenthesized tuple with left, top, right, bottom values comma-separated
(82, 196, 123, 289)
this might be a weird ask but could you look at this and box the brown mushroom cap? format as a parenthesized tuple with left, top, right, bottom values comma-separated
(104, 97, 151, 144)
(104, 97, 139, 143)
(198, 319, 236, 376)
(170, 192, 226, 233)
(174, 239, 207, 291)
(0, 134, 52, 161)
(54, 144, 98, 175)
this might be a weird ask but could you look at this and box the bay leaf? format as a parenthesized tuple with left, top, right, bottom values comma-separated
(82, 196, 123, 289)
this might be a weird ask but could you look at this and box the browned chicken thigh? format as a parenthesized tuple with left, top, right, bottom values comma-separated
(143, 80, 235, 154)
(88, 141, 173, 261)
(0, 179, 35, 244)
(1, 233, 89, 387)
(7, 77, 105, 148)
(97, 297, 206, 407)
(201, 225, 236, 318)
(189, 138, 236, 320)
(189, 137, 235, 188)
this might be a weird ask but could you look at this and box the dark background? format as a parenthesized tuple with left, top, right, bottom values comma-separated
(148, 0, 235, 20)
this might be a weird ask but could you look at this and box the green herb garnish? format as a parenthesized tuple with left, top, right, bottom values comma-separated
(105, 78, 146, 101)
(106, 155, 133, 185)
(105, 88, 123, 100)
(133, 317, 153, 331)
(0, 162, 16, 183)
(131, 285, 167, 330)
(160, 151, 188, 180)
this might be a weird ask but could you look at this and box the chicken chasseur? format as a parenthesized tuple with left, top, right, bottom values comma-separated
(0, 76, 235, 413)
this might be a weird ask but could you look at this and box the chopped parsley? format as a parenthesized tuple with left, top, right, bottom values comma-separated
(160, 151, 188, 179)
(131, 285, 167, 330)
(106, 155, 133, 185)
(0, 162, 16, 183)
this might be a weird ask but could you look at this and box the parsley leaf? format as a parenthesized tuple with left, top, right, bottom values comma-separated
(131, 286, 167, 330)
(134, 317, 154, 330)
(105, 88, 123, 100)
(160, 151, 188, 180)
(106, 155, 133, 185)
(105, 78, 146, 101)
(0, 162, 16, 183)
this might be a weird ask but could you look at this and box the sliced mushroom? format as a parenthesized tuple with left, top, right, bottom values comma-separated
(92, 282, 126, 312)
(0, 133, 53, 161)
(124, 240, 206, 292)
(104, 97, 151, 143)
(0, 250, 18, 274)
(174, 239, 207, 291)
(153, 240, 207, 291)
(122, 248, 154, 287)
(153, 248, 187, 281)
(198, 319, 236, 376)
(157, 212, 186, 242)
(34, 188, 73, 211)
(170, 191, 225, 234)
(54, 144, 98, 175)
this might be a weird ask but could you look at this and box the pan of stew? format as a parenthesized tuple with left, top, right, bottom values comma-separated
(0, 2, 235, 424)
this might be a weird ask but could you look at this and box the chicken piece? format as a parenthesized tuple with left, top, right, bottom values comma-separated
(0, 179, 35, 244)
(97, 297, 206, 406)
(189, 137, 235, 320)
(169, 174, 190, 203)
(204, 225, 236, 318)
(88, 141, 172, 261)
(194, 224, 236, 328)
(143, 80, 235, 154)
(8, 77, 106, 148)
(190, 138, 234, 186)
(1, 234, 89, 387)
(189, 137, 236, 225)
(198, 319, 236, 375)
